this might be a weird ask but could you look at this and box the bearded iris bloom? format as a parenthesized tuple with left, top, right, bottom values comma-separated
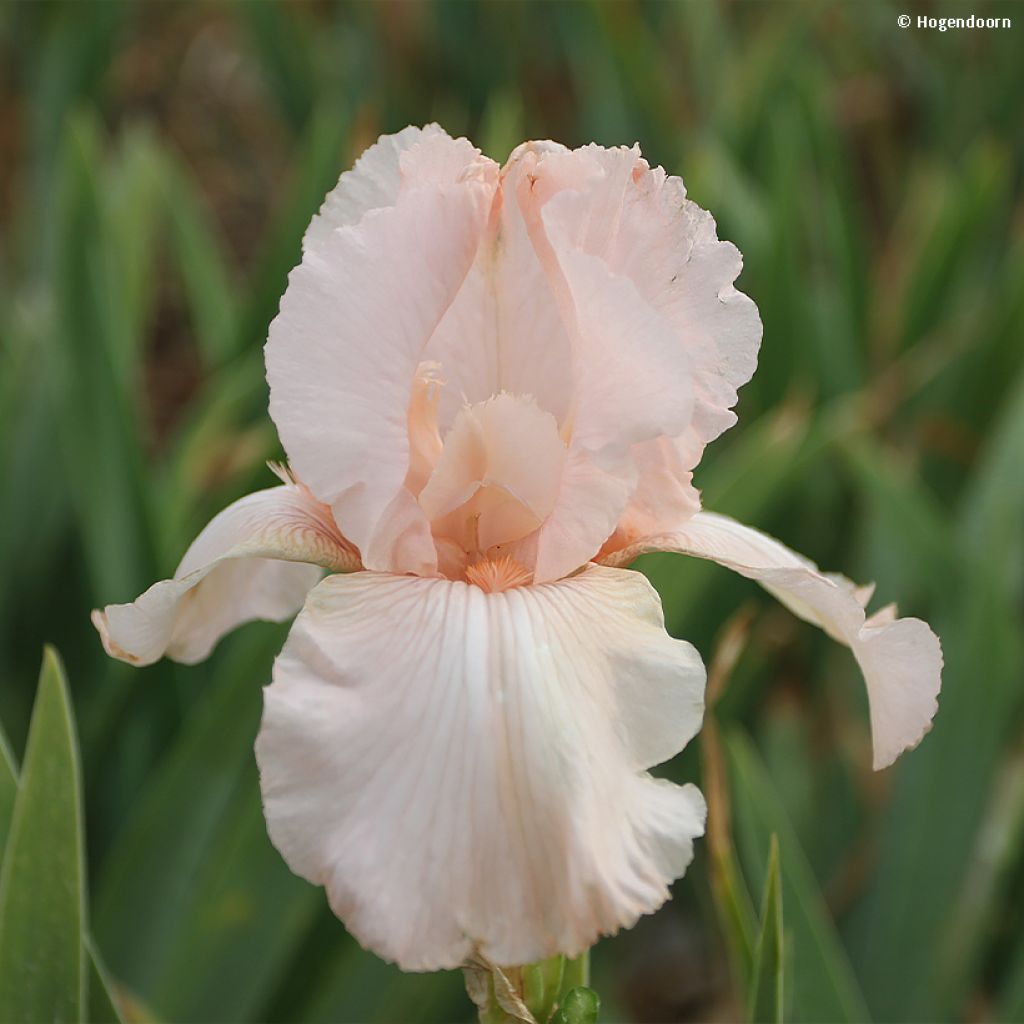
(93, 126, 942, 972)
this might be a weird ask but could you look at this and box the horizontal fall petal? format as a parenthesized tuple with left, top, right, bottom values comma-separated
(91, 484, 359, 667)
(600, 512, 942, 770)
(256, 564, 706, 971)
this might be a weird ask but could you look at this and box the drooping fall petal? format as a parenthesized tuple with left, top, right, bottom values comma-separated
(600, 512, 942, 769)
(256, 564, 706, 971)
(91, 484, 359, 666)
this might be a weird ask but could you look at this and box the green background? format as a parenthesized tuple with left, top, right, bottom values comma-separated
(1, 1, 1022, 1021)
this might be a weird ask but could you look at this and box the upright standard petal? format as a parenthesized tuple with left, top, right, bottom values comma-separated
(525, 143, 761, 453)
(304, 125, 443, 247)
(304, 124, 486, 250)
(256, 564, 706, 971)
(267, 133, 498, 574)
(524, 245, 694, 583)
(423, 159, 575, 433)
(522, 173, 699, 581)
(92, 483, 359, 667)
(513, 142, 761, 540)
(601, 512, 942, 769)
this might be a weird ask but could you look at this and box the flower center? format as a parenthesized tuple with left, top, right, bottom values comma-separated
(407, 368, 566, 584)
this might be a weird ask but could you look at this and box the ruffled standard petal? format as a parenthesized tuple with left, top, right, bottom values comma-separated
(524, 247, 694, 583)
(601, 512, 942, 770)
(303, 124, 484, 250)
(423, 156, 575, 433)
(267, 131, 499, 575)
(511, 146, 694, 458)
(496, 144, 704, 581)
(92, 484, 360, 667)
(528, 143, 761, 453)
(256, 564, 706, 971)
(512, 142, 761, 538)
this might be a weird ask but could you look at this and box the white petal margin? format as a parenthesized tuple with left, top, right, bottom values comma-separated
(600, 512, 943, 770)
(92, 485, 360, 667)
(256, 564, 707, 971)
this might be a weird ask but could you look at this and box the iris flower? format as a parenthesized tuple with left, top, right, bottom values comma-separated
(93, 126, 942, 972)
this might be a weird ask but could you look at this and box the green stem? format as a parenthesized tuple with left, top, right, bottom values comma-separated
(562, 950, 590, 991)
(466, 949, 594, 1024)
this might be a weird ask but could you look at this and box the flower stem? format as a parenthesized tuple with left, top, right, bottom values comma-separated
(464, 949, 594, 1024)
(561, 950, 590, 991)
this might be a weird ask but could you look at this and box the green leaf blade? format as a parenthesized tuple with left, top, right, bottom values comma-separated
(0, 647, 86, 1023)
(86, 937, 125, 1024)
(725, 728, 869, 1023)
(0, 723, 17, 851)
(748, 834, 785, 1024)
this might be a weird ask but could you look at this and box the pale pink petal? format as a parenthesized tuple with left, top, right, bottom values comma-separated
(545, 244, 695, 454)
(601, 512, 942, 770)
(91, 484, 359, 667)
(357, 487, 439, 580)
(256, 564, 706, 970)
(404, 362, 445, 497)
(523, 248, 696, 583)
(267, 135, 498, 574)
(528, 143, 760, 449)
(600, 437, 702, 558)
(512, 142, 760, 537)
(303, 124, 480, 249)
(419, 393, 566, 556)
(853, 616, 943, 769)
(533, 447, 638, 584)
(419, 260, 499, 428)
(508, 148, 693, 456)
(493, 146, 700, 580)
(423, 160, 575, 433)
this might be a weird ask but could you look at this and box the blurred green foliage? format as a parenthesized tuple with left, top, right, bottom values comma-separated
(0, 1, 1022, 1021)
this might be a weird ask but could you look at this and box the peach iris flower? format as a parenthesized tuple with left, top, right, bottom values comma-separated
(93, 126, 942, 972)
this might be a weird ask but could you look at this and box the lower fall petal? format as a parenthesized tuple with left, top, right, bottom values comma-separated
(255, 564, 706, 971)
(600, 511, 942, 770)
(91, 482, 360, 667)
